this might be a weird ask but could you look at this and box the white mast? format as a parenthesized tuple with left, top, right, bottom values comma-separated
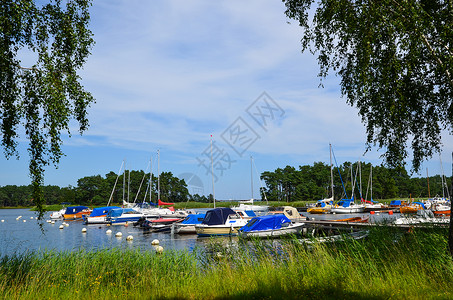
(251, 155, 254, 200)
(210, 135, 216, 208)
(157, 149, 160, 203)
(330, 144, 334, 200)
(149, 156, 153, 203)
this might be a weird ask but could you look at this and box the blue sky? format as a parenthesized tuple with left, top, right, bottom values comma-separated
(1, 0, 452, 200)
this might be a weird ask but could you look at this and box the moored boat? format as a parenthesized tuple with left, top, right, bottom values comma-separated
(106, 208, 144, 225)
(83, 206, 120, 224)
(399, 202, 425, 214)
(238, 214, 305, 238)
(62, 206, 92, 220)
(307, 198, 333, 214)
(195, 208, 249, 237)
(330, 199, 365, 214)
(173, 213, 206, 234)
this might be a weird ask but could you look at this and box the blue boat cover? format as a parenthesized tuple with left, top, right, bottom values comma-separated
(64, 206, 89, 214)
(239, 215, 291, 232)
(181, 213, 206, 225)
(243, 210, 257, 217)
(390, 200, 402, 206)
(413, 202, 426, 209)
(336, 199, 354, 207)
(88, 206, 120, 217)
(107, 208, 138, 218)
(202, 208, 237, 225)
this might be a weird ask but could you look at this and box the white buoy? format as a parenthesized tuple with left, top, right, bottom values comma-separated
(126, 235, 133, 241)
(30, 217, 33, 219)
(1, 220, 4, 222)
(115, 232, 122, 237)
(46, 220, 51, 223)
(59, 225, 64, 229)
(51, 221, 55, 224)
(151, 239, 159, 245)
(64, 223, 69, 227)
(155, 245, 164, 254)
(23, 220, 26, 223)
(106, 229, 112, 235)
(82, 228, 87, 233)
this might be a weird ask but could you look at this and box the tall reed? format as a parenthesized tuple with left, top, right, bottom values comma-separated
(0, 227, 452, 299)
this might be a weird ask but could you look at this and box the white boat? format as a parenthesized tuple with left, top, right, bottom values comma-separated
(232, 200, 269, 213)
(195, 208, 250, 237)
(106, 208, 145, 225)
(238, 214, 305, 238)
(83, 206, 121, 224)
(393, 210, 449, 225)
(268, 206, 304, 222)
(331, 199, 365, 214)
(50, 208, 66, 219)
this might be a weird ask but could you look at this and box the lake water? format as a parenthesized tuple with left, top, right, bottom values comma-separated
(0, 208, 399, 256)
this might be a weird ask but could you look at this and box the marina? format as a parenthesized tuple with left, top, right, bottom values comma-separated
(0, 204, 450, 256)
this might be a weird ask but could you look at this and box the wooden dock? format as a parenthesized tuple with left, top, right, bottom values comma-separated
(302, 219, 449, 230)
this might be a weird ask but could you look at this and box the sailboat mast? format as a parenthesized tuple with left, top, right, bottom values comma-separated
(128, 168, 130, 203)
(149, 157, 153, 203)
(330, 144, 334, 200)
(251, 156, 254, 200)
(359, 160, 362, 200)
(440, 154, 446, 199)
(426, 168, 430, 199)
(370, 165, 373, 201)
(123, 160, 126, 202)
(157, 149, 160, 202)
(211, 135, 216, 208)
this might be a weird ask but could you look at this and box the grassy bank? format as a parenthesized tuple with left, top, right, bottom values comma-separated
(0, 226, 452, 299)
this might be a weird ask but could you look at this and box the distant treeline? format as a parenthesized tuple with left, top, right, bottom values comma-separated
(0, 162, 451, 207)
(260, 162, 452, 202)
(0, 171, 213, 208)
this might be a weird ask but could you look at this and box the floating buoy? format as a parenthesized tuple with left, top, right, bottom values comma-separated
(82, 228, 87, 233)
(64, 223, 69, 227)
(370, 211, 375, 215)
(124, 223, 129, 227)
(46, 220, 51, 223)
(126, 235, 133, 241)
(151, 239, 159, 245)
(59, 225, 64, 229)
(155, 246, 163, 254)
(51, 221, 55, 224)
(106, 229, 112, 234)
(115, 232, 122, 237)
(17, 216, 22, 220)
(1, 220, 4, 222)
(23, 220, 26, 223)
(388, 211, 394, 215)
(30, 217, 33, 219)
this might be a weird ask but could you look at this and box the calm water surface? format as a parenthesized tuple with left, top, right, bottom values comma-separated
(0, 208, 399, 256)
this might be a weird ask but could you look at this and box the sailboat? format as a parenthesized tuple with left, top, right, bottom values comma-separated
(308, 144, 335, 214)
(363, 165, 387, 211)
(83, 160, 124, 224)
(233, 156, 269, 213)
(331, 160, 365, 214)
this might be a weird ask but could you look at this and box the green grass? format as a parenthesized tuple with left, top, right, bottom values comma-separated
(0, 227, 452, 299)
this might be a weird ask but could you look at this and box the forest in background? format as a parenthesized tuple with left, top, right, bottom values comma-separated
(0, 162, 451, 207)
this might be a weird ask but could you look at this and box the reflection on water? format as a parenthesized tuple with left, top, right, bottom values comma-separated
(0, 208, 400, 256)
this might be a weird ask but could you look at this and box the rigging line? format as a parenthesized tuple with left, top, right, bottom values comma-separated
(252, 157, 269, 205)
(134, 160, 151, 204)
(331, 146, 348, 199)
(107, 160, 125, 207)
